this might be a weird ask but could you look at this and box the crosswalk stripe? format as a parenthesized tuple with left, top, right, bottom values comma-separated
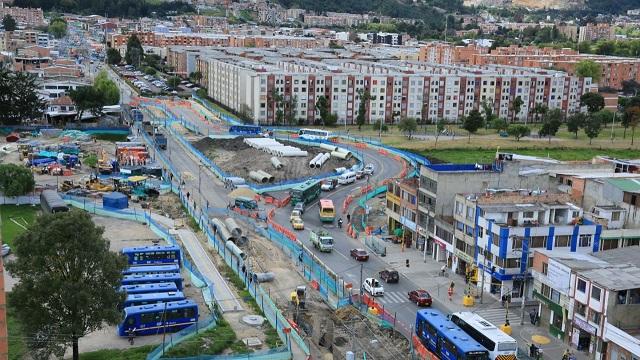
(378, 291, 407, 304)
(472, 308, 519, 326)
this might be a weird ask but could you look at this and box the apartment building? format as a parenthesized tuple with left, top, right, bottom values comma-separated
(425, 43, 640, 90)
(579, 23, 615, 43)
(0, 5, 45, 27)
(385, 178, 419, 247)
(531, 247, 640, 360)
(453, 191, 601, 301)
(371, 33, 402, 46)
(109, 32, 326, 49)
(195, 47, 594, 125)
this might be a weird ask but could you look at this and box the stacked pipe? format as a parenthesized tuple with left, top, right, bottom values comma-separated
(244, 138, 307, 157)
(256, 170, 274, 182)
(211, 218, 234, 242)
(225, 240, 246, 260)
(319, 143, 338, 152)
(224, 217, 242, 238)
(308, 153, 322, 168)
(270, 157, 283, 169)
(249, 171, 268, 183)
(331, 147, 352, 160)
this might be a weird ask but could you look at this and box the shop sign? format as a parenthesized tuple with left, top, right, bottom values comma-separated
(454, 249, 473, 263)
(573, 316, 597, 336)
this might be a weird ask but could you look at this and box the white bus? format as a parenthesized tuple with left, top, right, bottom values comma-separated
(298, 128, 332, 141)
(450, 312, 518, 360)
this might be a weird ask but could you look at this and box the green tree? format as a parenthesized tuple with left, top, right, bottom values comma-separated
(69, 86, 105, 121)
(575, 60, 602, 83)
(507, 124, 531, 141)
(481, 99, 496, 129)
(372, 120, 389, 133)
(567, 113, 587, 139)
(434, 118, 445, 148)
(189, 71, 203, 83)
(167, 76, 181, 89)
(2, 14, 16, 31)
(583, 115, 602, 144)
(0, 164, 35, 196)
(625, 106, 640, 145)
(125, 34, 144, 66)
(533, 103, 548, 122)
(7, 70, 46, 124)
(144, 66, 157, 76)
(48, 18, 67, 39)
(398, 117, 418, 138)
(578, 41, 592, 54)
(315, 95, 330, 126)
(490, 118, 509, 132)
(93, 71, 119, 105)
(7, 210, 127, 360)
(324, 113, 338, 127)
(106, 48, 122, 65)
(356, 89, 370, 131)
(511, 96, 524, 122)
(580, 92, 605, 113)
(538, 111, 562, 143)
(462, 109, 484, 143)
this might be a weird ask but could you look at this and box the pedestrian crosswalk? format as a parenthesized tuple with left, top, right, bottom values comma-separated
(376, 291, 408, 304)
(472, 307, 521, 326)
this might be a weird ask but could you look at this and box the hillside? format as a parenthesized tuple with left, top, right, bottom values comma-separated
(464, 0, 635, 13)
(276, 0, 465, 18)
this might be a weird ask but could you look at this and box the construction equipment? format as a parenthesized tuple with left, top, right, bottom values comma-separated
(290, 285, 307, 309)
(97, 150, 113, 175)
(85, 176, 114, 191)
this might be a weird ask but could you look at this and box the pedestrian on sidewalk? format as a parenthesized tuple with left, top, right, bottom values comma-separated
(440, 264, 447, 277)
(186, 192, 190, 200)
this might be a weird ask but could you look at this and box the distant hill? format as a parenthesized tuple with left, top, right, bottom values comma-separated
(275, 0, 465, 18)
(12, 0, 195, 18)
(464, 0, 636, 13)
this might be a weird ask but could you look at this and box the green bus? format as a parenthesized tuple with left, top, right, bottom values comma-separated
(290, 180, 321, 206)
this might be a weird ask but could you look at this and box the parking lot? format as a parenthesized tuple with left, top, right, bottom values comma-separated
(113, 64, 199, 96)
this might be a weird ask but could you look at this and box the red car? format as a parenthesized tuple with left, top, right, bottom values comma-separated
(350, 248, 369, 261)
(408, 289, 432, 306)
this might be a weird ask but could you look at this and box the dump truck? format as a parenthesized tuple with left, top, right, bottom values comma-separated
(310, 230, 334, 252)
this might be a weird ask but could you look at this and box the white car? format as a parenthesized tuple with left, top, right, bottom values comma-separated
(363, 278, 384, 297)
(363, 164, 375, 175)
(2, 244, 10, 257)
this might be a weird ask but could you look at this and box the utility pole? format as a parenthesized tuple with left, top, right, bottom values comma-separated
(359, 263, 364, 309)
(520, 274, 527, 325)
(480, 245, 486, 304)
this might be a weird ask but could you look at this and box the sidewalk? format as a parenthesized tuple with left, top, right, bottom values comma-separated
(382, 242, 590, 360)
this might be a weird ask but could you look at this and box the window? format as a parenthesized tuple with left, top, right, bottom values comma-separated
(523, 211, 534, 218)
(575, 301, 587, 316)
(542, 262, 548, 275)
(580, 234, 592, 247)
(512, 237, 523, 249)
(551, 289, 561, 303)
(591, 286, 602, 301)
(531, 236, 547, 248)
(577, 279, 587, 293)
(589, 310, 601, 325)
(555, 235, 570, 247)
(612, 211, 621, 221)
(552, 310, 563, 329)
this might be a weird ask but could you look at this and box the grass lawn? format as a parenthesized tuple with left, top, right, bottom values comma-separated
(80, 346, 156, 360)
(164, 317, 249, 356)
(0, 204, 37, 247)
(419, 148, 640, 164)
(92, 133, 129, 142)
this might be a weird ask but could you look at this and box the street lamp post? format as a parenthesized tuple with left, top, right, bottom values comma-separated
(509, 235, 528, 326)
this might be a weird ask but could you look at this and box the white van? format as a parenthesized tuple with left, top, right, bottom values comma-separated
(337, 171, 356, 185)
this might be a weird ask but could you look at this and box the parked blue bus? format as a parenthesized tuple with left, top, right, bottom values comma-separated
(121, 245, 181, 266)
(122, 291, 185, 309)
(121, 273, 183, 290)
(118, 300, 199, 336)
(119, 282, 178, 295)
(123, 264, 181, 276)
(229, 124, 262, 135)
(415, 309, 489, 360)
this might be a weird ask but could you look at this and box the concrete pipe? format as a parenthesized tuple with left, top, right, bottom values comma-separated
(270, 157, 283, 169)
(320, 143, 338, 152)
(224, 217, 242, 238)
(334, 167, 347, 174)
(256, 170, 275, 183)
(226, 177, 246, 186)
(249, 171, 268, 183)
(237, 235, 248, 246)
(281, 150, 308, 157)
(331, 150, 352, 160)
(225, 240, 246, 260)
(309, 153, 323, 168)
(316, 152, 330, 168)
(211, 218, 234, 242)
(252, 272, 275, 283)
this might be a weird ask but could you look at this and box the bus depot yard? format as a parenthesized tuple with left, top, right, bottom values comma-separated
(191, 136, 357, 184)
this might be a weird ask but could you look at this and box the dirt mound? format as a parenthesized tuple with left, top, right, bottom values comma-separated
(192, 137, 357, 184)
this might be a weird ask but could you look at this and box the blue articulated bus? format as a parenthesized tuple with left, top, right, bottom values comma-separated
(118, 300, 199, 336)
(415, 309, 489, 360)
(119, 282, 179, 295)
(123, 264, 181, 276)
(122, 245, 181, 266)
(121, 273, 183, 290)
(122, 291, 186, 309)
(229, 124, 262, 135)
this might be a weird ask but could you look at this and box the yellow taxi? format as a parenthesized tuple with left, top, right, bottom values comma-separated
(290, 210, 302, 223)
(291, 217, 305, 230)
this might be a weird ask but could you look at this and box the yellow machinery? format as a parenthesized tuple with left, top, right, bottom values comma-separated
(290, 285, 306, 309)
(85, 176, 114, 192)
